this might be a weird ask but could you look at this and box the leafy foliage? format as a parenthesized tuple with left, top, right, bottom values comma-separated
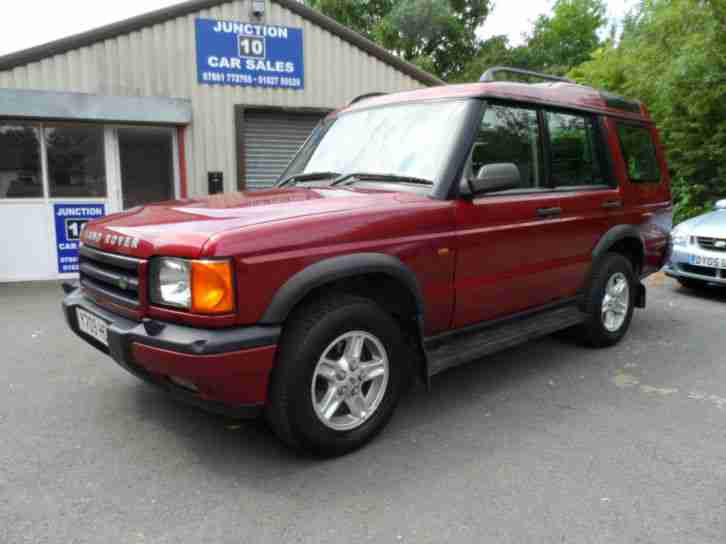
(306, 0, 492, 80)
(456, 0, 608, 82)
(570, 0, 726, 222)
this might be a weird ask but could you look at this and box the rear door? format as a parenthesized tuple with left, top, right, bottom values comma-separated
(545, 110, 623, 299)
(453, 102, 571, 327)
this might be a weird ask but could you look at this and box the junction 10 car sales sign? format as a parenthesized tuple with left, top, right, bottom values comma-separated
(195, 18, 304, 90)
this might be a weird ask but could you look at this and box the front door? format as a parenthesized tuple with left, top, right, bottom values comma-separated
(117, 127, 177, 210)
(453, 102, 570, 328)
(105, 126, 178, 213)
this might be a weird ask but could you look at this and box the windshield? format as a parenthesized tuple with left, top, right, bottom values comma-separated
(281, 100, 473, 190)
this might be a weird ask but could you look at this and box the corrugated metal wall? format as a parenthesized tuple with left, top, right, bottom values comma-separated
(0, 0, 425, 196)
(243, 110, 325, 189)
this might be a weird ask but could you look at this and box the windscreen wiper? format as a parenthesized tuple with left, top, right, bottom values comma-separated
(330, 172, 433, 187)
(278, 171, 341, 187)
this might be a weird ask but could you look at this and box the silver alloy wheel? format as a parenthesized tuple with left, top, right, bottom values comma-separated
(601, 271, 630, 332)
(311, 331, 390, 431)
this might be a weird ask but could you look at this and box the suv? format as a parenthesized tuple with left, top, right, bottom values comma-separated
(63, 68, 672, 456)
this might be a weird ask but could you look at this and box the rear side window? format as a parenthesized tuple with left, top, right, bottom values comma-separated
(472, 104, 542, 189)
(617, 124, 660, 182)
(545, 111, 605, 188)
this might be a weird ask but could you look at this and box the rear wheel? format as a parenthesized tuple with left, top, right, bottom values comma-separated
(266, 294, 408, 457)
(579, 253, 636, 348)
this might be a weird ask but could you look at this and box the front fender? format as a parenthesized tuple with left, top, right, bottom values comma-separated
(258, 252, 426, 325)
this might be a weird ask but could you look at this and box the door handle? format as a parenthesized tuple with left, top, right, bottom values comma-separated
(602, 200, 623, 209)
(537, 207, 562, 218)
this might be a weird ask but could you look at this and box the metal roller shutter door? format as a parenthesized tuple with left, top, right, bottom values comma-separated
(243, 111, 325, 190)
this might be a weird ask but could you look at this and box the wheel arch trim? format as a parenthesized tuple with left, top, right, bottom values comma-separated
(259, 253, 426, 325)
(592, 224, 645, 266)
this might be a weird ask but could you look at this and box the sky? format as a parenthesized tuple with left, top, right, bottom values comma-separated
(0, 0, 640, 58)
(479, 0, 639, 45)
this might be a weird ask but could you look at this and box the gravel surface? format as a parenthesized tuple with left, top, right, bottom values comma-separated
(2, 275, 725, 543)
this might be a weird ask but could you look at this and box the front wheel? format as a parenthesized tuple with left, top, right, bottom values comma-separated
(579, 253, 636, 348)
(266, 294, 408, 457)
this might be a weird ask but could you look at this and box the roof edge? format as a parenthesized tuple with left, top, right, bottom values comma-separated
(0, 0, 444, 87)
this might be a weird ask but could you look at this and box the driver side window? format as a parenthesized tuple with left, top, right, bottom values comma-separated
(471, 104, 542, 190)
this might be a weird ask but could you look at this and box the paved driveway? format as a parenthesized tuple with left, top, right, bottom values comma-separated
(2, 276, 725, 543)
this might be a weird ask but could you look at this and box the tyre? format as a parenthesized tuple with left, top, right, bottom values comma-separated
(266, 294, 409, 457)
(677, 277, 708, 290)
(579, 253, 637, 348)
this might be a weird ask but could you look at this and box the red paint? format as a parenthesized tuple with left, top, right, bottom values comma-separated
(176, 126, 188, 199)
(131, 343, 276, 405)
(79, 84, 671, 340)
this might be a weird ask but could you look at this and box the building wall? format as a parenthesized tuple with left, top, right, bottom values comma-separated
(0, 0, 425, 196)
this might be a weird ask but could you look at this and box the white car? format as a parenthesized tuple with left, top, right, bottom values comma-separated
(665, 199, 726, 288)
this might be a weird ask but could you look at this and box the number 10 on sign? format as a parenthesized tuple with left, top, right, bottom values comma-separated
(239, 35, 266, 59)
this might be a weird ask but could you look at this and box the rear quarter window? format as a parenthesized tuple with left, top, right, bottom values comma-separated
(617, 124, 661, 183)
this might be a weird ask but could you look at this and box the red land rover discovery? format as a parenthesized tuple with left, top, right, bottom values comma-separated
(63, 68, 672, 456)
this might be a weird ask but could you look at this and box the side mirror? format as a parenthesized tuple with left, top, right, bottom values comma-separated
(716, 199, 726, 210)
(466, 163, 521, 195)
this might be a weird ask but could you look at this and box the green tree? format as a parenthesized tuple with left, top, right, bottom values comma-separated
(513, 0, 608, 75)
(570, 0, 726, 222)
(454, 0, 608, 82)
(306, 0, 493, 80)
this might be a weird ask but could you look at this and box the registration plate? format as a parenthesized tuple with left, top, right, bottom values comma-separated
(689, 254, 726, 269)
(76, 308, 109, 347)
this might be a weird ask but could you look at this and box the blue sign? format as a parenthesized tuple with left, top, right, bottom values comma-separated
(54, 203, 105, 274)
(195, 18, 304, 90)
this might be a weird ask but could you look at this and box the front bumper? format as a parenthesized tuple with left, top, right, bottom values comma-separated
(62, 286, 280, 418)
(664, 245, 726, 285)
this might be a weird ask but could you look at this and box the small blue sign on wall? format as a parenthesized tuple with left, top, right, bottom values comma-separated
(54, 204, 105, 274)
(195, 18, 304, 90)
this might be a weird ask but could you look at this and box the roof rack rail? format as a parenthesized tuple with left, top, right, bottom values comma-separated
(480, 66, 575, 84)
(348, 92, 388, 106)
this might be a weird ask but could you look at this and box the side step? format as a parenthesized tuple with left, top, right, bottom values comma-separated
(424, 303, 587, 377)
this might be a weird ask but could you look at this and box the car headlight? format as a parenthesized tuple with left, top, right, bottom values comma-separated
(150, 257, 235, 314)
(671, 225, 691, 247)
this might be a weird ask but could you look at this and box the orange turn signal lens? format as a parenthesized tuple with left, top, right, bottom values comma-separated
(191, 260, 235, 314)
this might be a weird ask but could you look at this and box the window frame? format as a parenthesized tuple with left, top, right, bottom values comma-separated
(615, 121, 661, 184)
(44, 122, 108, 200)
(464, 100, 617, 198)
(541, 107, 615, 191)
(464, 99, 548, 195)
(0, 120, 47, 202)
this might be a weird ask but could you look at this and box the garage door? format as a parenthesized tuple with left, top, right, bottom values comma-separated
(243, 110, 326, 190)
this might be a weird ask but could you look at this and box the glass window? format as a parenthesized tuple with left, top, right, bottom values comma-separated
(299, 100, 472, 185)
(46, 125, 106, 198)
(617, 124, 660, 182)
(471, 104, 542, 189)
(0, 123, 42, 199)
(118, 127, 175, 209)
(546, 111, 604, 187)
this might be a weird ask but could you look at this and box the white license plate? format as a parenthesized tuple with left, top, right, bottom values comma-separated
(689, 254, 726, 269)
(76, 308, 109, 347)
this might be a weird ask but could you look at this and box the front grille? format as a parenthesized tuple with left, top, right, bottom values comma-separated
(697, 237, 726, 252)
(79, 246, 143, 307)
(680, 263, 718, 277)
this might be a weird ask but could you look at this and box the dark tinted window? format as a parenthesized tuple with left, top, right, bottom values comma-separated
(0, 123, 42, 199)
(617, 124, 660, 182)
(46, 125, 107, 198)
(472, 104, 542, 189)
(546, 111, 605, 187)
